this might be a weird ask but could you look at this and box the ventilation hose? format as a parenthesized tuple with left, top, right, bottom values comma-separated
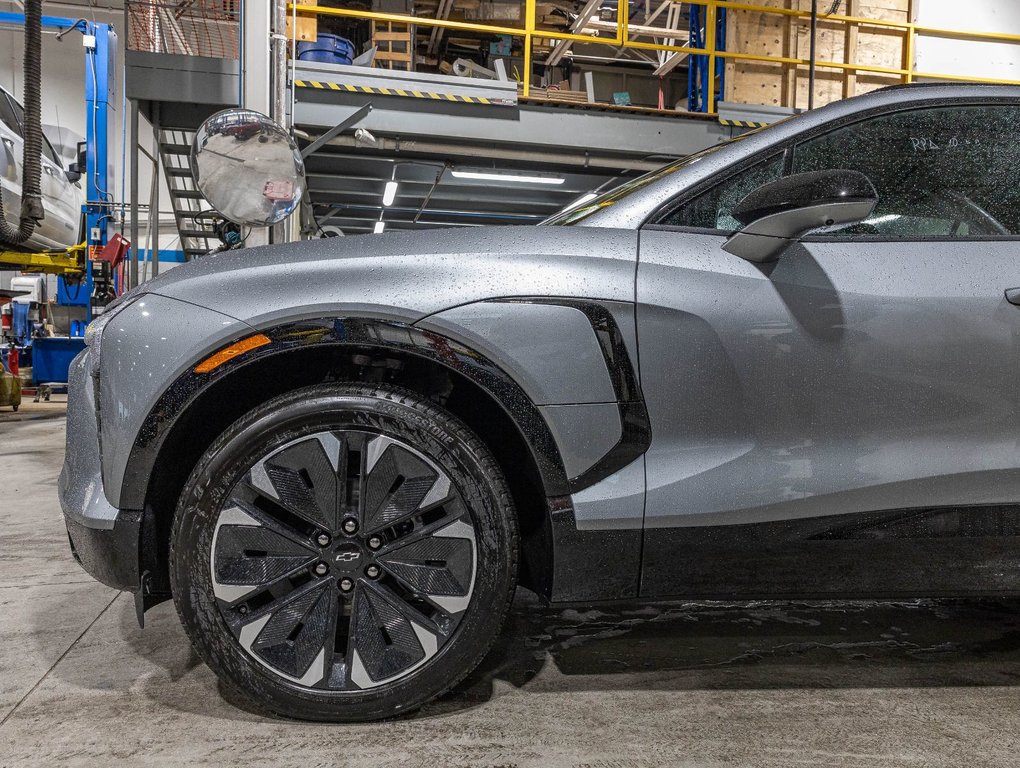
(0, 0, 44, 246)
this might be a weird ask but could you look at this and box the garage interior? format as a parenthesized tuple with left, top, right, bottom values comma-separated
(4, 0, 1020, 764)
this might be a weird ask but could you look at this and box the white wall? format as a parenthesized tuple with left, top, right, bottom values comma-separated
(914, 0, 1020, 81)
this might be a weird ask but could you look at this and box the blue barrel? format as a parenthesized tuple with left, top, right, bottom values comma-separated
(297, 34, 355, 65)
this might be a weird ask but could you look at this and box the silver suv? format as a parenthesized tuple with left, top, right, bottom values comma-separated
(60, 83, 1020, 721)
(0, 84, 81, 251)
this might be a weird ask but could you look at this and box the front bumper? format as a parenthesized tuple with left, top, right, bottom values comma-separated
(58, 349, 141, 591)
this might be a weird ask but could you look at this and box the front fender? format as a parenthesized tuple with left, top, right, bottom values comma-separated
(117, 315, 576, 510)
(141, 227, 639, 330)
(116, 295, 651, 511)
(416, 298, 650, 491)
(99, 293, 251, 509)
(115, 308, 651, 602)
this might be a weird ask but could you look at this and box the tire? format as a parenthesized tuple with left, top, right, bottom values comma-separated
(170, 383, 519, 721)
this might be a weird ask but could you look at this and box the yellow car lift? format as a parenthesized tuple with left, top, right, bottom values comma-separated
(0, 243, 87, 276)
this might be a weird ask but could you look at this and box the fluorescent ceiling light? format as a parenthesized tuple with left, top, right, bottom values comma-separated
(451, 170, 565, 185)
(383, 181, 398, 206)
(373, 221, 386, 234)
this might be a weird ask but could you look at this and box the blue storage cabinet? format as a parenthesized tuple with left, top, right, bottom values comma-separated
(32, 337, 86, 384)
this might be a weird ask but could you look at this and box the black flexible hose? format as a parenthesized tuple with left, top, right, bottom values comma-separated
(0, 0, 43, 246)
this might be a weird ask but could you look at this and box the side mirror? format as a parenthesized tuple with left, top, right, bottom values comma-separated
(723, 169, 878, 263)
(67, 140, 87, 184)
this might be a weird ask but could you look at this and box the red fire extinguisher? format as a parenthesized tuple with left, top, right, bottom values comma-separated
(8, 346, 19, 377)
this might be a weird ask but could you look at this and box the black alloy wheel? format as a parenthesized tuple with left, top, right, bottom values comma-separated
(170, 384, 518, 721)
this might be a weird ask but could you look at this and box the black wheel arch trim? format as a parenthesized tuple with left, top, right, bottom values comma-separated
(122, 303, 651, 511)
(123, 317, 569, 509)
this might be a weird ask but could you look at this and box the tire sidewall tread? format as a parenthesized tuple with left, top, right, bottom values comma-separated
(169, 382, 519, 722)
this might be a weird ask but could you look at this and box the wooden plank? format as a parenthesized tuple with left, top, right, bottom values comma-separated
(372, 19, 413, 71)
(794, 11, 847, 107)
(375, 51, 413, 61)
(726, 2, 790, 107)
(523, 86, 590, 103)
(285, 0, 317, 43)
(725, 0, 908, 110)
(843, 0, 860, 97)
(783, 0, 798, 107)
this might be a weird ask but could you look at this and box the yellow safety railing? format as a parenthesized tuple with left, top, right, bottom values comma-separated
(288, 0, 1020, 115)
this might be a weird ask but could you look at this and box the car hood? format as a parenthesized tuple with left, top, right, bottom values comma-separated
(143, 225, 638, 330)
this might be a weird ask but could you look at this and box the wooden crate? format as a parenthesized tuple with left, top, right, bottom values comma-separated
(372, 20, 413, 71)
(285, 0, 317, 43)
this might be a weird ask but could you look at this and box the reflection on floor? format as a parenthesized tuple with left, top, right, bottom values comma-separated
(3, 416, 1019, 767)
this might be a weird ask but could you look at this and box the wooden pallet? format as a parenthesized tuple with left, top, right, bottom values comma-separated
(520, 85, 589, 104)
(371, 20, 413, 71)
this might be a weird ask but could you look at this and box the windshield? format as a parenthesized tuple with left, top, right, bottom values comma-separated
(544, 160, 688, 225)
(543, 117, 795, 225)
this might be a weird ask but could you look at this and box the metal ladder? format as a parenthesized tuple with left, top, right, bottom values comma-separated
(157, 127, 217, 260)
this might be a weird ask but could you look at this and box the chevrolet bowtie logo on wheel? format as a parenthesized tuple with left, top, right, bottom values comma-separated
(335, 551, 361, 563)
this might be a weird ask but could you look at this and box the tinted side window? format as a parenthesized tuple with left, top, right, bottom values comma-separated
(41, 134, 60, 164)
(0, 93, 21, 137)
(658, 154, 784, 230)
(7, 94, 24, 130)
(793, 105, 1020, 237)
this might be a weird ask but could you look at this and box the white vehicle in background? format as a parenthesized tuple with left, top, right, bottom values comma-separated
(0, 84, 81, 252)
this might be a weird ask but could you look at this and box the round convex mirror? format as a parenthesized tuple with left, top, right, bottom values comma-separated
(191, 108, 305, 226)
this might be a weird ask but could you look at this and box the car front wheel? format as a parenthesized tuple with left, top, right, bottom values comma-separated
(170, 383, 518, 721)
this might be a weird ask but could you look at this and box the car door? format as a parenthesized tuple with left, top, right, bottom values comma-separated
(1, 90, 78, 249)
(637, 101, 1020, 599)
(39, 133, 80, 247)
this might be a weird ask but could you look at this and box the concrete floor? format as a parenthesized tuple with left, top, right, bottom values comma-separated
(3, 412, 1020, 766)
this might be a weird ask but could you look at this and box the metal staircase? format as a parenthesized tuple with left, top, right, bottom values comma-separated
(157, 127, 217, 260)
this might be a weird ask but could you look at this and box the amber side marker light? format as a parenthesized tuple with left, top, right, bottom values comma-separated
(194, 334, 272, 374)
